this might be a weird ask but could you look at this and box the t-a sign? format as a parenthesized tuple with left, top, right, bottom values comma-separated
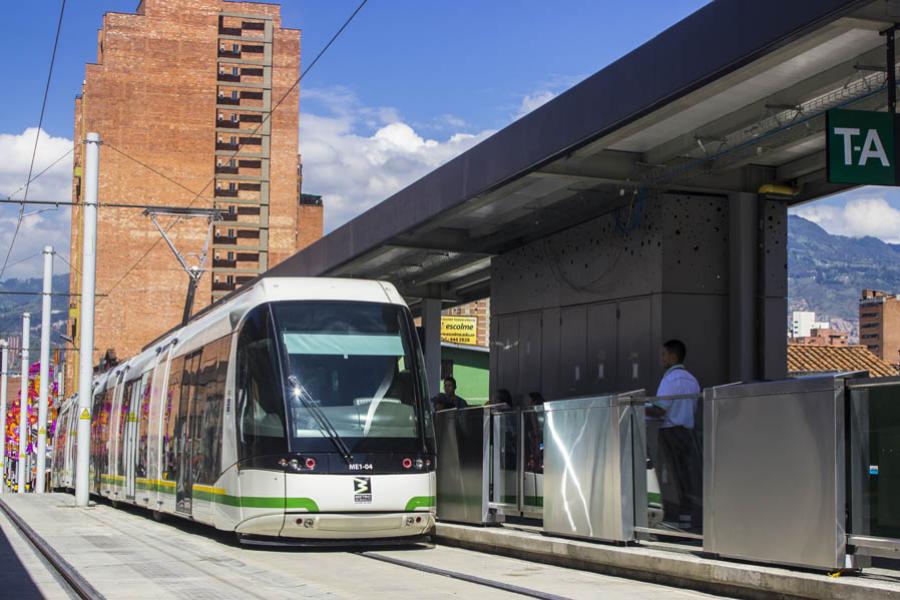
(827, 109, 899, 185)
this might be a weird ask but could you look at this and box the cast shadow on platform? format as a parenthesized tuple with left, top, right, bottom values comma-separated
(0, 518, 50, 599)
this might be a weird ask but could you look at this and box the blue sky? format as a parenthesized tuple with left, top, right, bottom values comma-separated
(1, 0, 898, 279)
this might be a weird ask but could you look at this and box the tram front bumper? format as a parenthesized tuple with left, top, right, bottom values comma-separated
(237, 512, 435, 540)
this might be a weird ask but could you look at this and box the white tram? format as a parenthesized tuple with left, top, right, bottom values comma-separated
(51, 278, 436, 542)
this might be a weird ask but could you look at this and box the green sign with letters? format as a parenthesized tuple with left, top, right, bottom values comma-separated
(827, 109, 898, 185)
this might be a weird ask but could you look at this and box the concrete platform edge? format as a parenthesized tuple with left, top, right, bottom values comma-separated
(434, 523, 900, 600)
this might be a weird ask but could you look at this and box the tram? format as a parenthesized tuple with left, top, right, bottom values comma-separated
(51, 278, 436, 542)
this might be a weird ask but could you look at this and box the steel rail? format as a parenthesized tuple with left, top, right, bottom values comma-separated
(0, 498, 105, 600)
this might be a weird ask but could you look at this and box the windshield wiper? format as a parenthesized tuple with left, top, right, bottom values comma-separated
(288, 375, 353, 464)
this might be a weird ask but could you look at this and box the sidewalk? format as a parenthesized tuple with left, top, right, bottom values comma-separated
(435, 522, 900, 600)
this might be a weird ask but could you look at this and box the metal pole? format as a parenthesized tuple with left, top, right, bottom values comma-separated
(75, 132, 100, 507)
(0, 341, 8, 494)
(35, 246, 53, 493)
(18, 313, 30, 494)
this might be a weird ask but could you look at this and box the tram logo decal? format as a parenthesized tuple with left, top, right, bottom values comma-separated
(353, 477, 372, 503)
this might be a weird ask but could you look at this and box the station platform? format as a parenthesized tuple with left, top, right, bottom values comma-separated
(0, 493, 739, 600)
(435, 521, 900, 600)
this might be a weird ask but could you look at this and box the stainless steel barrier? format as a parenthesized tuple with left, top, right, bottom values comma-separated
(703, 375, 859, 571)
(435, 406, 496, 525)
(488, 407, 544, 519)
(542, 392, 643, 543)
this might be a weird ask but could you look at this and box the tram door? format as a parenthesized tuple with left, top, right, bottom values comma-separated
(175, 351, 202, 514)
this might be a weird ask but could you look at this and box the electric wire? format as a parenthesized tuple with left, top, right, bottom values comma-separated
(0, 0, 67, 281)
(96, 0, 369, 305)
(2, 146, 74, 201)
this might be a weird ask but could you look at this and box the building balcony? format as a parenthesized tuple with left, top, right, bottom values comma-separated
(216, 119, 240, 129)
(219, 26, 242, 36)
(215, 165, 239, 174)
(216, 95, 240, 106)
(215, 141, 239, 151)
(218, 48, 241, 59)
(217, 73, 240, 83)
(214, 188, 239, 198)
(242, 21, 265, 31)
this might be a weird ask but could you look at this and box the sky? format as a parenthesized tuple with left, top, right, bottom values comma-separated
(1, 0, 898, 281)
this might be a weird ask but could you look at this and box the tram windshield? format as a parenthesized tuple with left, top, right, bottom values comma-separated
(271, 301, 428, 454)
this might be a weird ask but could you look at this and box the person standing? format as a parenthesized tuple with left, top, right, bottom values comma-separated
(647, 339, 702, 530)
(431, 376, 468, 411)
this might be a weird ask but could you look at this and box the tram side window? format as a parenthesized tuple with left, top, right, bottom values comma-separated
(237, 306, 287, 459)
(164, 356, 185, 481)
(99, 386, 114, 480)
(90, 388, 105, 476)
(136, 374, 152, 479)
(195, 335, 229, 484)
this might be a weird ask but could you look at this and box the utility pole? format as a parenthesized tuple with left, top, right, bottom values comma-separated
(75, 132, 100, 507)
(35, 245, 53, 493)
(0, 340, 7, 494)
(18, 313, 30, 494)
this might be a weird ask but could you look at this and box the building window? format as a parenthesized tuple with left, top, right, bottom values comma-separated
(232, 66, 240, 76)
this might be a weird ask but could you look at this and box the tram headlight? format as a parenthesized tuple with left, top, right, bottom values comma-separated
(289, 458, 300, 470)
(401, 457, 413, 469)
(304, 457, 317, 470)
(414, 458, 424, 470)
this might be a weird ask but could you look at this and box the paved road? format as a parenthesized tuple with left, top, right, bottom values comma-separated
(1, 494, 730, 599)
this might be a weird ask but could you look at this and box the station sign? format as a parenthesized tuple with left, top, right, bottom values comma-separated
(826, 109, 899, 185)
(441, 316, 478, 346)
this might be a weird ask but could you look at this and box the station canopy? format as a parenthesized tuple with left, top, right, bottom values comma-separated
(268, 0, 900, 311)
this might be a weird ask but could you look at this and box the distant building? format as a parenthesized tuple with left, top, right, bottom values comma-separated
(788, 343, 896, 377)
(443, 299, 490, 348)
(793, 327, 849, 347)
(860, 289, 900, 366)
(66, 0, 316, 389)
(791, 311, 818, 338)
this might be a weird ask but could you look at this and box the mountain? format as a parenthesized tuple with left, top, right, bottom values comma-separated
(788, 215, 900, 339)
(0, 273, 70, 352)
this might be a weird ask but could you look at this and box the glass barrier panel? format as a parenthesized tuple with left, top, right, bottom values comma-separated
(521, 408, 544, 515)
(636, 395, 703, 541)
(850, 383, 900, 540)
(491, 409, 519, 509)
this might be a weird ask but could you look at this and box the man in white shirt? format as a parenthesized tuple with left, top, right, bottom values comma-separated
(646, 339, 702, 530)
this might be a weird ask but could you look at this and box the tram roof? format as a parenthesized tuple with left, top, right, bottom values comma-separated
(266, 0, 893, 309)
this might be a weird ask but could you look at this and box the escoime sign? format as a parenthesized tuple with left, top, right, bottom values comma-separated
(441, 316, 478, 346)
(826, 109, 898, 185)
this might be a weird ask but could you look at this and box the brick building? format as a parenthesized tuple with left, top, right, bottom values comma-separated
(67, 0, 322, 387)
(792, 327, 849, 347)
(443, 298, 490, 347)
(860, 289, 900, 367)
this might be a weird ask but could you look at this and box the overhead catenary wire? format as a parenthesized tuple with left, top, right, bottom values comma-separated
(2, 146, 74, 201)
(0, 0, 67, 281)
(95, 0, 369, 305)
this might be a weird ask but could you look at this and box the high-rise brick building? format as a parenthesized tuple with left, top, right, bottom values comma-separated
(67, 0, 321, 386)
(860, 289, 900, 367)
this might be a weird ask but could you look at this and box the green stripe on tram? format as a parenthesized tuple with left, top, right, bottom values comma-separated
(404, 496, 436, 511)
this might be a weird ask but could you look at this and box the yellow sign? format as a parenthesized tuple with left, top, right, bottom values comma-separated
(38, 427, 45, 436)
(441, 316, 478, 346)
(80, 408, 90, 420)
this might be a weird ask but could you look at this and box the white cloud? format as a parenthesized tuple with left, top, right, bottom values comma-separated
(792, 196, 900, 243)
(516, 90, 557, 118)
(299, 88, 495, 231)
(0, 128, 73, 279)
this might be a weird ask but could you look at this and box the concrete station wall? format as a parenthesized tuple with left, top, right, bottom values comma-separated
(489, 192, 787, 405)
